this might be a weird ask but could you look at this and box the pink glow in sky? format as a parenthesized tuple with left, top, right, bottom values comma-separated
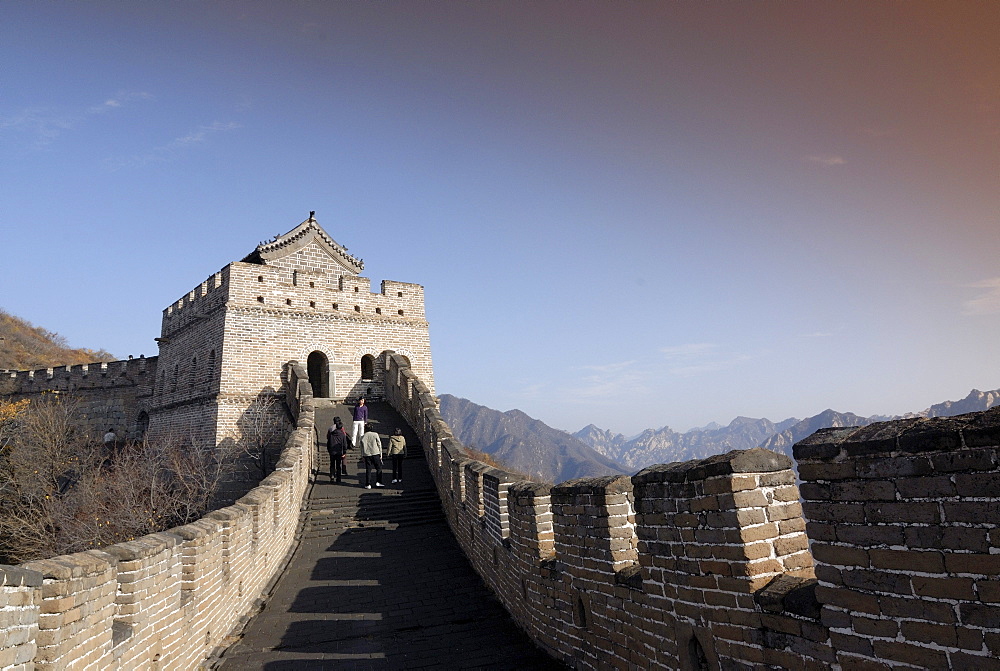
(2, 2, 998, 433)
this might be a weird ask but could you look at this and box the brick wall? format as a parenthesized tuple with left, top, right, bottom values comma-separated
(795, 411, 1000, 669)
(0, 362, 316, 670)
(0, 567, 41, 670)
(386, 355, 1000, 670)
(0, 358, 156, 441)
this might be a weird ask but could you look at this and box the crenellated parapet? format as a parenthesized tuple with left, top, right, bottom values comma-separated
(2, 357, 155, 395)
(161, 269, 229, 338)
(0, 357, 158, 441)
(795, 410, 1000, 669)
(384, 353, 1000, 670)
(224, 261, 426, 323)
(0, 361, 317, 670)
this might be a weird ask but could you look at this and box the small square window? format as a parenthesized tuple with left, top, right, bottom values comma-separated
(354, 305, 361, 312)
(354, 287, 359, 293)
(257, 296, 264, 303)
(375, 307, 382, 315)
(310, 301, 316, 308)
(398, 309, 404, 316)
(309, 281, 315, 288)
(333, 303, 339, 310)
(397, 291, 403, 297)
(286, 298, 292, 306)
(258, 276, 264, 282)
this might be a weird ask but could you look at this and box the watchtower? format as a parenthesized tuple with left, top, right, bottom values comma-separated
(147, 214, 434, 447)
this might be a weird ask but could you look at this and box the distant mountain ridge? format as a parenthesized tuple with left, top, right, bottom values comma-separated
(575, 415, 800, 471)
(440, 388, 1000, 482)
(578, 388, 1000, 467)
(438, 395, 627, 483)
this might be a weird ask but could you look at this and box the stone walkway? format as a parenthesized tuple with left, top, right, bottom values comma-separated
(214, 402, 561, 670)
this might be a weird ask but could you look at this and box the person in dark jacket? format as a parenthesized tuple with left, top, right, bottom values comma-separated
(326, 417, 351, 483)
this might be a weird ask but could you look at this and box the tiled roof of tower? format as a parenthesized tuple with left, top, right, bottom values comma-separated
(241, 215, 364, 273)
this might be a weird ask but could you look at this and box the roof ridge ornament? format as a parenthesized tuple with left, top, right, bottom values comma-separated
(241, 214, 364, 272)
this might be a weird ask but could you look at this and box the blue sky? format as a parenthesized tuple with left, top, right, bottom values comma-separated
(3, 2, 999, 434)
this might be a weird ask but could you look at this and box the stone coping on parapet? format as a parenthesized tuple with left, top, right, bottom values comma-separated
(550, 474, 633, 497)
(633, 447, 794, 485)
(794, 406, 1000, 460)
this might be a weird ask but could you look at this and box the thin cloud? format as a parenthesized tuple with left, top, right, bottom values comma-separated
(575, 360, 637, 373)
(799, 331, 833, 338)
(661, 343, 717, 360)
(105, 121, 241, 170)
(568, 368, 648, 400)
(962, 278, 1000, 316)
(2, 91, 152, 146)
(88, 91, 152, 115)
(669, 356, 750, 377)
(660, 343, 749, 377)
(805, 154, 847, 166)
(0, 108, 74, 145)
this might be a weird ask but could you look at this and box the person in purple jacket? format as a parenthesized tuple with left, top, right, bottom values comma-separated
(351, 397, 368, 448)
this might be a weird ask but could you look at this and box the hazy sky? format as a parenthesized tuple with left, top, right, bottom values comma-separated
(3, 2, 998, 435)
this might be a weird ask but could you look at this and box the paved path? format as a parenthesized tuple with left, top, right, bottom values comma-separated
(215, 402, 561, 670)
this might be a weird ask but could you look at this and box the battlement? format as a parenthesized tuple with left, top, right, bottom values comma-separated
(161, 268, 230, 338)
(226, 261, 426, 322)
(1, 356, 156, 395)
(385, 355, 1000, 670)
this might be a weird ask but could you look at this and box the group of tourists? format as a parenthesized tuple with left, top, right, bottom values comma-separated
(325, 397, 406, 489)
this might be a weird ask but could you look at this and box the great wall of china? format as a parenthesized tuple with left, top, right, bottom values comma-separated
(3, 217, 999, 669)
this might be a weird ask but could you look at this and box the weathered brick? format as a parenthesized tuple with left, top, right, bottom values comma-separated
(836, 524, 904, 548)
(961, 602, 1000, 628)
(851, 615, 898, 638)
(872, 640, 949, 668)
(811, 544, 869, 568)
(868, 548, 944, 573)
(912, 575, 975, 600)
(945, 553, 1000, 576)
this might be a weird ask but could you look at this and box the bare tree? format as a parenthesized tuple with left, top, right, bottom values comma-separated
(230, 393, 290, 479)
(0, 395, 243, 564)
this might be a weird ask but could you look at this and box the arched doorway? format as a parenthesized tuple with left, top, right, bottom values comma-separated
(135, 411, 149, 441)
(360, 354, 375, 382)
(307, 351, 330, 398)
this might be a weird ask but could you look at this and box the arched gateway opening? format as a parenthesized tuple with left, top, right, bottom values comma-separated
(307, 351, 329, 398)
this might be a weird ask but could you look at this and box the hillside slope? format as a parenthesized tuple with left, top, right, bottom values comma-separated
(0, 309, 115, 370)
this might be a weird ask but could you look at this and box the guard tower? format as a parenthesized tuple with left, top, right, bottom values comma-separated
(147, 214, 434, 447)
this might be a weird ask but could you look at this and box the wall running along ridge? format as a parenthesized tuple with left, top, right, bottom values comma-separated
(0, 358, 156, 441)
(0, 362, 316, 671)
(384, 355, 1000, 670)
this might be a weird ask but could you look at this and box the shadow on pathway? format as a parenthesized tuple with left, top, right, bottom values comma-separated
(215, 402, 563, 670)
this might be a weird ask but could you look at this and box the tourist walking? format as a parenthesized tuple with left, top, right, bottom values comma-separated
(389, 427, 405, 483)
(326, 417, 351, 483)
(360, 429, 384, 489)
(351, 397, 368, 447)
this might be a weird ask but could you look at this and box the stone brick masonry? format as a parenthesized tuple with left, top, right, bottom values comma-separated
(386, 354, 1000, 670)
(0, 362, 316, 671)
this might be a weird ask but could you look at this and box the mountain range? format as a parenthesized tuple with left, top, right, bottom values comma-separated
(438, 395, 627, 483)
(440, 389, 1000, 483)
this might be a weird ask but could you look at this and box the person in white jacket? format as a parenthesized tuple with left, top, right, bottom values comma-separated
(360, 429, 384, 489)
